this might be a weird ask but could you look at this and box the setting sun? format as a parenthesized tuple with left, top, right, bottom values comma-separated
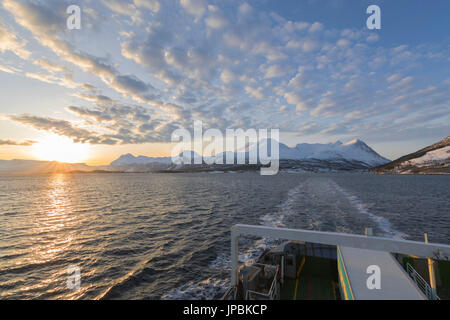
(32, 135, 90, 163)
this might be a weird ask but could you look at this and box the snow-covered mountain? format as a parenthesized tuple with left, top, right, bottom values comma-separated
(375, 136, 450, 174)
(110, 138, 389, 169)
(242, 138, 389, 167)
(295, 139, 389, 166)
(110, 153, 172, 166)
(109, 151, 202, 166)
(409, 146, 450, 165)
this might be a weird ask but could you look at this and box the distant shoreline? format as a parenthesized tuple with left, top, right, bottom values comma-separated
(1, 169, 448, 175)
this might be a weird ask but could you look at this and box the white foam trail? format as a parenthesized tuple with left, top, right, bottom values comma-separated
(333, 182, 407, 239)
(165, 183, 303, 299)
(161, 278, 229, 300)
(209, 183, 303, 269)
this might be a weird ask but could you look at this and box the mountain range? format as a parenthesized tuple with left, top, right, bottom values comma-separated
(0, 138, 410, 174)
(110, 139, 390, 168)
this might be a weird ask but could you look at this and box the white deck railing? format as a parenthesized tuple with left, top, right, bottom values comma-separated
(231, 224, 450, 287)
(245, 270, 278, 300)
(406, 263, 440, 300)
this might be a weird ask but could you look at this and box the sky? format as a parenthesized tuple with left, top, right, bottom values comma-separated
(0, 0, 449, 165)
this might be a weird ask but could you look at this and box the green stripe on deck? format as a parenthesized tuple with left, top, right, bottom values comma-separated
(337, 246, 354, 300)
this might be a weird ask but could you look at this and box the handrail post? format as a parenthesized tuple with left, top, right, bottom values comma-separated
(424, 233, 437, 295)
(231, 227, 239, 287)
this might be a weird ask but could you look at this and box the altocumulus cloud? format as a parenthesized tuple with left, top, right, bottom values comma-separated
(0, 0, 448, 146)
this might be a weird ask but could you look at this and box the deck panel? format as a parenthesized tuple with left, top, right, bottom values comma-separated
(339, 247, 426, 300)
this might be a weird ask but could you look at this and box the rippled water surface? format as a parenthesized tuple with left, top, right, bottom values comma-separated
(0, 172, 448, 299)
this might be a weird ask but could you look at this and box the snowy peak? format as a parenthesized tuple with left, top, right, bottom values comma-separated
(110, 153, 172, 166)
(344, 138, 363, 145)
(110, 151, 202, 166)
(290, 139, 389, 166)
(343, 139, 374, 153)
(114, 153, 136, 163)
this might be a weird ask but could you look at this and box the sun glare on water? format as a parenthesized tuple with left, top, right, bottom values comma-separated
(33, 135, 90, 163)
